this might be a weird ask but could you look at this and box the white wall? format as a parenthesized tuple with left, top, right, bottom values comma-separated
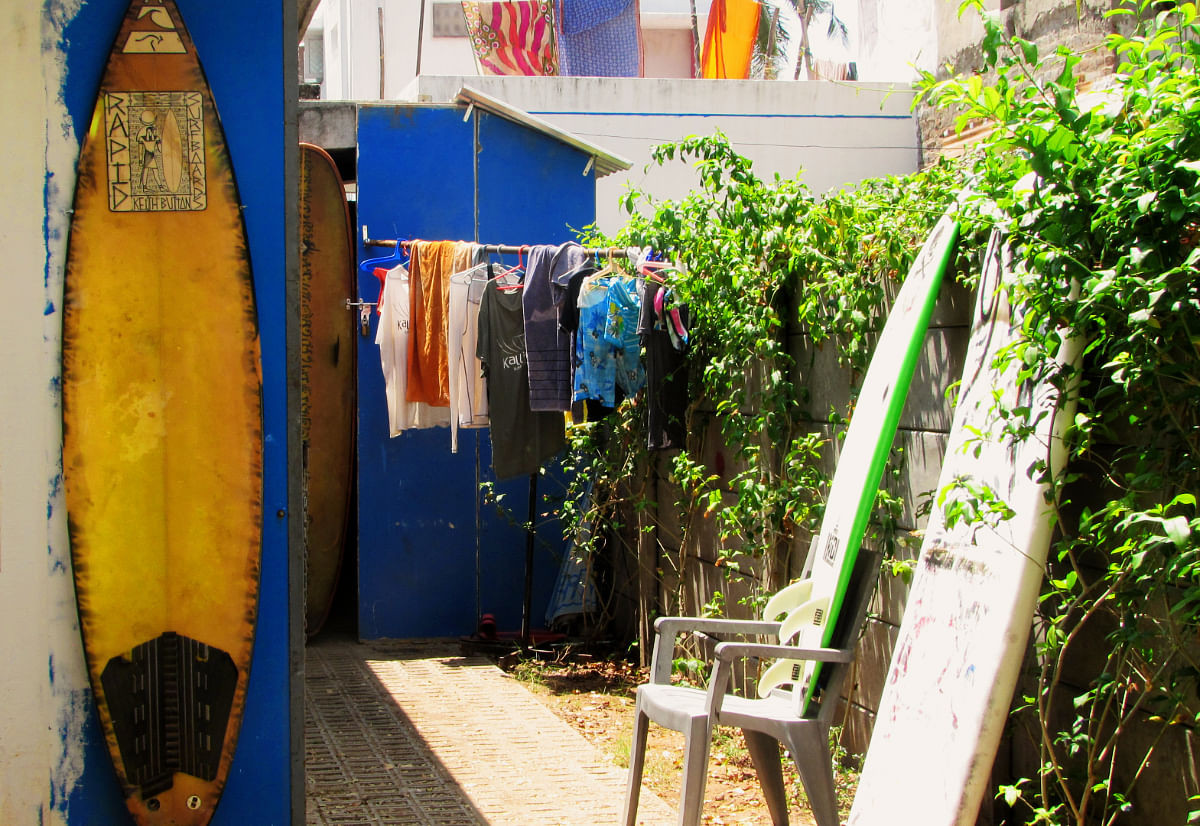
(1, 5, 88, 824)
(404, 76, 919, 234)
(856, 0, 938, 81)
(933, 0, 994, 66)
(642, 14, 697, 79)
(313, 0, 478, 100)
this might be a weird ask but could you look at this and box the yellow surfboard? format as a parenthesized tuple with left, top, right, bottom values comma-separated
(61, 1, 263, 824)
(299, 143, 355, 638)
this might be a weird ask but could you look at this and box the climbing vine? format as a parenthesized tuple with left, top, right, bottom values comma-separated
(561, 134, 966, 645)
(918, 1, 1200, 822)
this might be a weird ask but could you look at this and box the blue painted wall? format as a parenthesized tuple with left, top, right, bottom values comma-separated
(57, 1, 292, 823)
(355, 105, 595, 639)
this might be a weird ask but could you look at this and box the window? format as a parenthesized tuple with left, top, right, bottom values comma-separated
(432, 2, 468, 37)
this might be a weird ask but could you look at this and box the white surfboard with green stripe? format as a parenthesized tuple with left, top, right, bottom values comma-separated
(760, 208, 960, 715)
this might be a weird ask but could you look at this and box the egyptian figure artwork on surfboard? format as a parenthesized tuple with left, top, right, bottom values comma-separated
(61, 1, 263, 824)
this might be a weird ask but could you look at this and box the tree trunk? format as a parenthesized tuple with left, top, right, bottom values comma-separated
(793, 1, 813, 80)
(764, 5, 781, 79)
(636, 457, 661, 668)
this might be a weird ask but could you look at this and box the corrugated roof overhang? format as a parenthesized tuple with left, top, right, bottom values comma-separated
(455, 85, 632, 179)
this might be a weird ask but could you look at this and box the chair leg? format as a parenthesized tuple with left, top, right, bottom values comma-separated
(678, 716, 712, 826)
(782, 728, 839, 826)
(743, 729, 789, 826)
(622, 695, 652, 826)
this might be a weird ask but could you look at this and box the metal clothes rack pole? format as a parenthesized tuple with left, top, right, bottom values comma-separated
(360, 230, 635, 260)
(521, 473, 536, 646)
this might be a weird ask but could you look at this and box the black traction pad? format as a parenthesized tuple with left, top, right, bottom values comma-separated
(101, 631, 238, 799)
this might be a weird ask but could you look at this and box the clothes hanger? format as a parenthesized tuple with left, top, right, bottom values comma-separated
(358, 239, 409, 275)
(646, 263, 683, 285)
(554, 254, 599, 287)
(638, 257, 672, 282)
(493, 245, 526, 291)
(449, 261, 490, 284)
(361, 242, 411, 315)
(634, 247, 684, 285)
(586, 248, 618, 281)
(450, 260, 491, 303)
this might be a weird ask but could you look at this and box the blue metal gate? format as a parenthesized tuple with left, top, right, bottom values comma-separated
(354, 104, 596, 639)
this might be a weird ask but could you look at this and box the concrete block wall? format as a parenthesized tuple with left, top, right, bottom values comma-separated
(918, 0, 1120, 165)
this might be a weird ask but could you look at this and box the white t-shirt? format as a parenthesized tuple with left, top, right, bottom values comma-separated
(375, 264, 450, 436)
(447, 267, 490, 452)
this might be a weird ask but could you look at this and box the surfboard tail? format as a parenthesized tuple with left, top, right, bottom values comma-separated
(101, 632, 239, 800)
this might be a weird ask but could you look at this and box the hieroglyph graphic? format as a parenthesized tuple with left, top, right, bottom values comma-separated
(105, 91, 206, 212)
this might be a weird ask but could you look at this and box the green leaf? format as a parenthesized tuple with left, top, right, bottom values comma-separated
(1164, 516, 1191, 548)
(1003, 784, 1023, 807)
(1019, 38, 1039, 65)
(968, 73, 984, 102)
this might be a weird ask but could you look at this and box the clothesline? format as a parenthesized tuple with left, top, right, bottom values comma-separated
(361, 233, 636, 260)
(370, 236, 687, 457)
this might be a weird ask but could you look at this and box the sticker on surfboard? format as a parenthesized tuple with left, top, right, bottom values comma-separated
(105, 91, 206, 212)
(62, 0, 262, 823)
(121, 2, 188, 53)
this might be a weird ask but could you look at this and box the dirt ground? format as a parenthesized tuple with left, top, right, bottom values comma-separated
(510, 657, 853, 826)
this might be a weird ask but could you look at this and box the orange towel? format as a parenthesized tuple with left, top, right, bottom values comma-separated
(701, 0, 760, 79)
(406, 240, 459, 406)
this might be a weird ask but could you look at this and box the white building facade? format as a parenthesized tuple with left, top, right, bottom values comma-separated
(303, 0, 938, 100)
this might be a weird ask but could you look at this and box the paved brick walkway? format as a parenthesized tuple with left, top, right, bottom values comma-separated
(306, 636, 676, 825)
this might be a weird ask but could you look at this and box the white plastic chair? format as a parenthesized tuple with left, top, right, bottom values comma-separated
(621, 549, 881, 826)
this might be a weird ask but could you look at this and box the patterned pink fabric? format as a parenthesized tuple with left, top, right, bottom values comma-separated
(462, 1, 558, 76)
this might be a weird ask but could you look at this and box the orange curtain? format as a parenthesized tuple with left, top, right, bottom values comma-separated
(700, 0, 761, 79)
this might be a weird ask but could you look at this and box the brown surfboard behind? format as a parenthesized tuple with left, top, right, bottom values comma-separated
(299, 143, 356, 638)
(60, 1, 263, 824)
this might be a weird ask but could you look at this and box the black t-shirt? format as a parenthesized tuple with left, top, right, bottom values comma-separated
(477, 279, 565, 479)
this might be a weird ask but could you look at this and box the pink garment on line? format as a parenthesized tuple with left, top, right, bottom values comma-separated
(462, 1, 558, 76)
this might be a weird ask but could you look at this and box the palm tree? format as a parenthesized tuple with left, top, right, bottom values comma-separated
(789, 0, 848, 80)
(751, 1, 791, 80)
(690, 0, 701, 77)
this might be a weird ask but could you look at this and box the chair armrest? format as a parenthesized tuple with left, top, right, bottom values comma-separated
(648, 617, 782, 684)
(713, 641, 854, 665)
(702, 642, 854, 716)
(653, 616, 782, 636)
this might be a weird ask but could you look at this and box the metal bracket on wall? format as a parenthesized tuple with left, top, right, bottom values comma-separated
(346, 299, 372, 336)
